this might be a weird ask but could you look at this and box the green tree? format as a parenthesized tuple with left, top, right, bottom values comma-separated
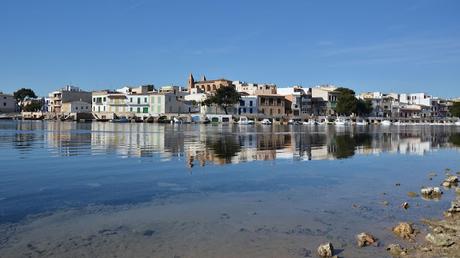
(23, 101, 43, 112)
(356, 99, 373, 116)
(449, 102, 460, 117)
(206, 86, 241, 115)
(334, 87, 357, 116)
(14, 88, 37, 110)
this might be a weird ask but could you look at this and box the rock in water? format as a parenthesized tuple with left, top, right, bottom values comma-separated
(407, 191, 418, 198)
(425, 233, 454, 247)
(386, 244, 407, 257)
(392, 222, 415, 239)
(356, 232, 377, 247)
(442, 175, 458, 188)
(401, 202, 409, 209)
(445, 199, 460, 217)
(317, 242, 334, 257)
(420, 187, 443, 199)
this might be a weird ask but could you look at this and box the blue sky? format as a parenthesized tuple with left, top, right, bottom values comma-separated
(1, 0, 460, 97)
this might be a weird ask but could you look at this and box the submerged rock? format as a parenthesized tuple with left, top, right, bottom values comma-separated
(407, 192, 418, 198)
(420, 187, 443, 199)
(386, 244, 407, 257)
(392, 222, 415, 239)
(317, 242, 334, 257)
(356, 232, 377, 247)
(442, 175, 458, 188)
(425, 233, 454, 247)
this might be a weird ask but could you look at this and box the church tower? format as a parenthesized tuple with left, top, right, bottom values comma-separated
(188, 73, 195, 91)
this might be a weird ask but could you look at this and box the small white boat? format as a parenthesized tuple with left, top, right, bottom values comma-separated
(303, 120, 317, 126)
(393, 121, 405, 126)
(261, 119, 272, 125)
(455, 121, 460, 126)
(172, 117, 182, 124)
(334, 118, 348, 126)
(355, 119, 368, 126)
(317, 121, 326, 126)
(238, 116, 254, 125)
(288, 119, 301, 125)
(381, 120, 392, 126)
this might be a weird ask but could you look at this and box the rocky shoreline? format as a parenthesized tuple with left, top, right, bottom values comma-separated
(411, 188, 460, 257)
(318, 173, 460, 258)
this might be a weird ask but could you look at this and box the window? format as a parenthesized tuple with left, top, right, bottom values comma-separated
(130, 107, 133, 112)
(240, 100, 245, 106)
(137, 107, 140, 113)
(143, 107, 148, 113)
(144, 97, 147, 103)
(93, 98, 96, 102)
(249, 101, 253, 107)
(76, 107, 78, 110)
(137, 98, 140, 104)
(249, 108, 253, 114)
(130, 98, 133, 103)
(3, 102, 5, 106)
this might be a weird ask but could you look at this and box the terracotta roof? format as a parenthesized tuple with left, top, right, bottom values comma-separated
(195, 78, 232, 83)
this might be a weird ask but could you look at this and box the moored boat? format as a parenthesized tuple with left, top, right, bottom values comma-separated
(261, 118, 272, 125)
(381, 120, 392, 126)
(110, 116, 129, 123)
(355, 119, 368, 126)
(334, 117, 349, 126)
(238, 116, 254, 125)
(303, 120, 317, 126)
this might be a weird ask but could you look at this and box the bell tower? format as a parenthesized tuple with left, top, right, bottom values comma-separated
(188, 73, 195, 91)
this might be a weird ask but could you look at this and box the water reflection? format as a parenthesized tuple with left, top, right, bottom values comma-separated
(0, 121, 459, 166)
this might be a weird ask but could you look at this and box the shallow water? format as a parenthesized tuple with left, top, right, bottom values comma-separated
(1, 120, 460, 257)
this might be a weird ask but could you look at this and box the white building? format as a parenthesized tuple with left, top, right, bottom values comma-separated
(48, 85, 92, 113)
(399, 93, 432, 106)
(237, 95, 258, 115)
(311, 85, 339, 116)
(277, 86, 313, 117)
(62, 101, 92, 113)
(233, 81, 277, 95)
(127, 94, 150, 115)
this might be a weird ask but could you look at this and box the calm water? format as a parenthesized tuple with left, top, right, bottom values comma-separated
(1, 120, 460, 257)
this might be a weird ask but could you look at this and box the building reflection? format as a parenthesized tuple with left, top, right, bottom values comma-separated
(30, 122, 460, 167)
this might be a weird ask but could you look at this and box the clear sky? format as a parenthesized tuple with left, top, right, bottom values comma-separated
(1, 0, 460, 97)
